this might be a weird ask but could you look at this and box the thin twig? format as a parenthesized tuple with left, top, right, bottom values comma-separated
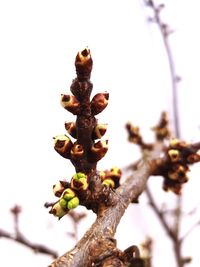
(0, 228, 58, 258)
(180, 220, 200, 243)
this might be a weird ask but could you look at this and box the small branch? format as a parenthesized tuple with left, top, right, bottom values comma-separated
(145, 0, 180, 138)
(145, 186, 175, 240)
(0, 228, 58, 258)
(180, 220, 200, 243)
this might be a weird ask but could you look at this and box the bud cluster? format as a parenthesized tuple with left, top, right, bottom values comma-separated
(151, 111, 170, 140)
(162, 138, 200, 194)
(126, 112, 200, 195)
(49, 172, 89, 219)
(99, 167, 122, 189)
(48, 49, 116, 219)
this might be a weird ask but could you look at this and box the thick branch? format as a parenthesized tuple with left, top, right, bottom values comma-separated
(49, 145, 162, 267)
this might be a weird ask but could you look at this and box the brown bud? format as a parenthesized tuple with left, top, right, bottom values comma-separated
(54, 135, 73, 159)
(70, 172, 88, 191)
(71, 143, 84, 158)
(75, 48, 93, 81)
(61, 94, 80, 115)
(163, 179, 182, 195)
(108, 167, 122, 187)
(91, 92, 109, 115)
(187, 153, 200, 163)
(65, 122, 77, 138)
(89, 140, 108, 162)
(92, 123, 107, 139)
(53, 181, 67, 197)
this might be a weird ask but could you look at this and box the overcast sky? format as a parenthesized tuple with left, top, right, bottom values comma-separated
(0, 1, 200, 266)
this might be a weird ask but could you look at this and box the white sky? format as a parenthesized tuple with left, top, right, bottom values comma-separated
(0, 0, 200, 266)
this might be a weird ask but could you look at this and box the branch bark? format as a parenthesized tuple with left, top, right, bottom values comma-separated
(49, 145, 162, 267)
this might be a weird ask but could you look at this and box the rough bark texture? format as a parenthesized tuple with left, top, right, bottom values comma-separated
(49, 145, 162, 267)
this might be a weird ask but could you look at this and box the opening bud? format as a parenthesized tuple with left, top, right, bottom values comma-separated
(71, 172, 88, 191)
(53, 181, 66, 197)
(71, 143, 84, 158)
(91, 92, 109, 115)
(75, 48, 93, 80)
(61, 94, 80, 115)
(53, 135, 73, 159)
(65, 122, 77, 138)
(89, 140, 108, 162)
(49, 202, 67, 219)
(102, 178, 115, 188)
(67, 196, 80, 209)
(62, 188, 76, 201)
(168, 149, 181, 162)
(92, 124, 107, 139)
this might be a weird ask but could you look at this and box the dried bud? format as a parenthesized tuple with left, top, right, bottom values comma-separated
(64, 122, 77, 138)
(75, 48, 93, 80)
(67, 196, 80, 209)
(102, 178, 115, 188)
(89, 140, 108, 162)
(54, 135, 73, 159)
(71, 172, 88, 191)
(49, 202, 67, 219)
(62, 188, 76, 201)
(92, 123, 107, 139)
(71, 143, 84, 158)
(168, 149, 181, 162)
(90, 92, 109, 115)
(53, 181, 67, 197)
(61, 94, 80, 115)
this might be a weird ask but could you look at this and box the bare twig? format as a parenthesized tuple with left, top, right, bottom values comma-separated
(0, 205, 58, 259)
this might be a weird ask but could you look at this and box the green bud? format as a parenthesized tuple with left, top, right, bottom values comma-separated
(62, 188, 76, 200)
(102, 178, 115, 188)
(67, 197, 79, 209)
(59, 198, 68, 209)
(73, 172, 87, 180)
(49, 202, 67, 219)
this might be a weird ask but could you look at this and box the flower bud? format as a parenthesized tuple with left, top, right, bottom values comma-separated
(99, 170, 107, 181)
(53, 181, 67, 197)
(59, 198, 68, 209)
(75, 48, 93, 81)
(102, 178, 115, 188)
(187, 153, 200, 164)
(91, 92, 109, 115)
(49, 202, 67, 219)
(62, 188, 76, 201)
(168, 149, 181, 162)
(67, 196, 80, 209)
(108, 166, 122, 187)
(53, 135, 73, 159)
(89, 140, 108, 162)
(64, 122, 77, 139)
(92, 124, 107, 139)
(70, 143, 84, 158)
(71, 172, 88, 191)
(61, 94, 80, 115)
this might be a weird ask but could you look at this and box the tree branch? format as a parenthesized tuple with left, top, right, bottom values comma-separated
(49, 145, 162, 267)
